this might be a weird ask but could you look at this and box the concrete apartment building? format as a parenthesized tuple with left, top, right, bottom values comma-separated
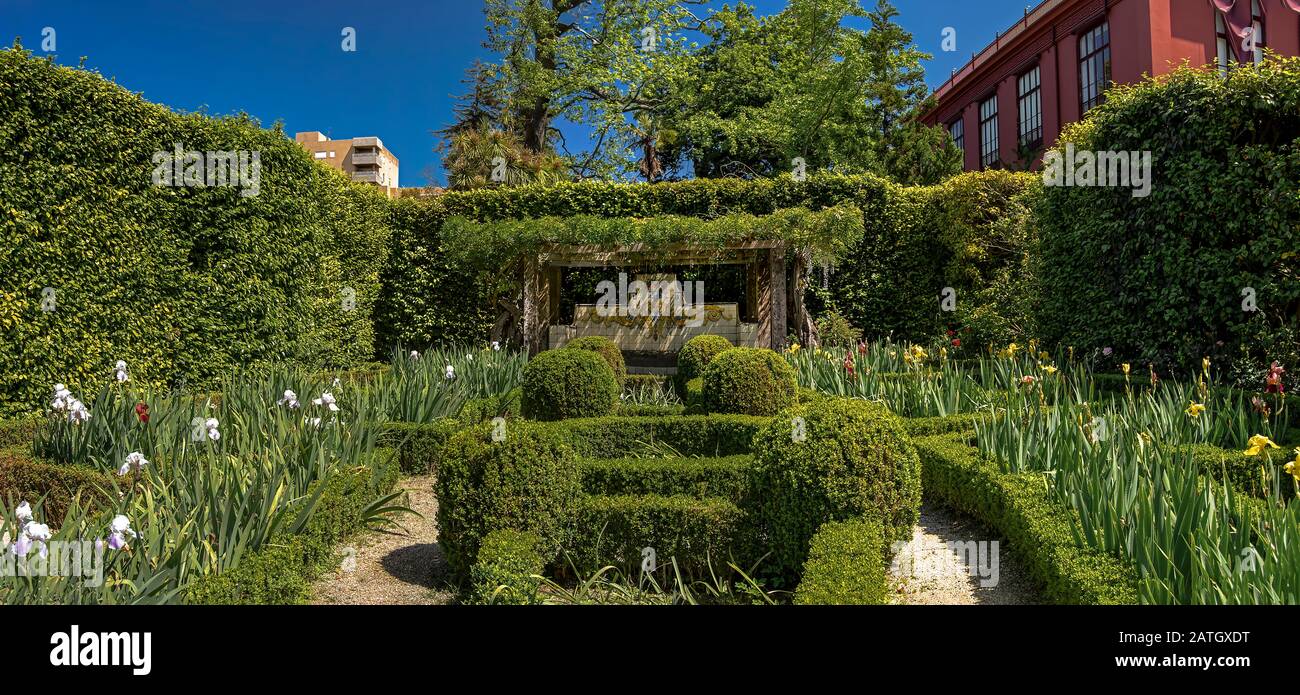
(922, 0, 1300, 171)
(294, 131, 400, 197)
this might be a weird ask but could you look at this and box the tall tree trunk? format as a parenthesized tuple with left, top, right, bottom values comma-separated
(790, 246, 820, 348)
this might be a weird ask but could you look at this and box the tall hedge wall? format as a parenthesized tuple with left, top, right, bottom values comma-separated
(0, 48, 390, 414)
(1036, 59, 1300, 373)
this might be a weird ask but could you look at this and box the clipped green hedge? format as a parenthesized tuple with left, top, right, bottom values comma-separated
(1179, 443, 1297, 502)
(382, 419, 463, 474)
(521, 349, 619, 421)
(793, 517, 888, 605)
(564, 336, 627, 388)
(914, 433, 1138, 604)
(578, 455, 752, 503)
(0, 451, 115, 526)
(900, 411, 986, 437)
(701, 348, 798, 416)
(437, 422, 581, 579)
(1036, 59, 1300, 370)
(0, 416, 41, 449)
(571, 494, 745, 577)
(0, 48, 391, 415)
(185, 448, 400, 604)
(553, 414, 767, 458)
(749, 398, 921, 579)
(471, 529, 544, 605)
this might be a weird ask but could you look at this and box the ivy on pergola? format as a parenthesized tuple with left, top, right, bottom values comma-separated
(441, 203, 865, 353)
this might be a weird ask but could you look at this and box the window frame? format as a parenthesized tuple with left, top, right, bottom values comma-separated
(978, 94, 999, 170)
(1017, 64, 1043, 151)
(949, 117, 965, 156)
(1078, 20, 1111, 114)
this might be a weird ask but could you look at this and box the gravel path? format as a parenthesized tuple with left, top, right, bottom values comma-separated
(888, 502, 1041, 605)
(311, 474, 456, 605)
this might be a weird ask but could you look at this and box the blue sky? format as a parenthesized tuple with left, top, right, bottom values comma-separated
(4, 0, 1036, 186)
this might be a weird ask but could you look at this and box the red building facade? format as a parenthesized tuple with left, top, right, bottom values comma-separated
(923, 0, 1300, 171)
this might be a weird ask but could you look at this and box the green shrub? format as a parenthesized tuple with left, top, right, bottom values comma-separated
(0, 452, 115, 527)
(1036, 59, 1300, 368)
(0, 48, 390, 414)
(570, 494, 745, 577)
(578, 455, 752, 503)
(676, 334, 733, 391)
(471, 529, 544, 605)
(914, 433, 1139, 604)
(683, 377, 706, 414)
(749, 398, 921, 579)
(0, 416, 41, 449)
(554, 414, 766, 458)
(615, 403, 685, 417)
(436, 422, 580, 579)
(521, 349, 619, 421)
(901, 412, 985, 437)
(813, 310, 862, 349)
(793, 518, 887, 605)
(701, 348, 797, 416)
(625, 374, 669, 390)
(564, 336, 627, 388)
(1179, 443, 1297, 502)
(381, 419, 463, 474)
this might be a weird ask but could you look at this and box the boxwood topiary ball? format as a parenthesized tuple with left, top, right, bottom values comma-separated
(700, 347, 797, 416)
(676, 334, 734, 391)
(564, 336, 627, 388)
(522, 348, 620, 421)
(749, 398, 921, 580)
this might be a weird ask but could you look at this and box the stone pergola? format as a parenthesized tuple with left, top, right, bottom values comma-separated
(519, 240, 790, 356)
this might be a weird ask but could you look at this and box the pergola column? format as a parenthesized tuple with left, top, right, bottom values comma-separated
(769, 246, 787, 351)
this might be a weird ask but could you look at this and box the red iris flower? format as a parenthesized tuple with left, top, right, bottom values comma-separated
(1265, 362, 1285, 394)
(952, 338, 961, 348)
(135, 402, 150, 423)
(843, 355, 855, 377)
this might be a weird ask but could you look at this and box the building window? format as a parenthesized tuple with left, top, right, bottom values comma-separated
(1217, 13, 1231, 76)
(1251, 0, 1265, 64)
(949, 118, 964, 156)
(979, 95, 999, 169)
(329, 151, 336, 158)
(1017, 65, 1043, 150)
(1079, 21, 1111, 114)
(314, 151, 328, 159)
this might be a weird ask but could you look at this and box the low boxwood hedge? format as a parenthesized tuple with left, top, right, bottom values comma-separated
(1177, 443, 1297, 502)
(578, 455, 752, 503)
(471, 529, 545, 605)
(793, 517, 888, 605)
(0, 451, 115, 527)
(913, 433, 1138, 604)
(437, 422, 581, 579)
(185, 448, 401, 604)
(900, 412, 985, 437)
(554, 414, 767, 458)
(749, 398, 922, 580)
(701, 348, 798, 416)
(570, 494, 745, 577)
(521, 349, 620, 421)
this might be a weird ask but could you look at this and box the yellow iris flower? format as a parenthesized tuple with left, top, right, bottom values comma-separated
(1185, 402, 1205, 418)
(1244, 435, 1281, 456)
(1285, 449, 1300, 482)
(1121, 363, 1131, 375)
